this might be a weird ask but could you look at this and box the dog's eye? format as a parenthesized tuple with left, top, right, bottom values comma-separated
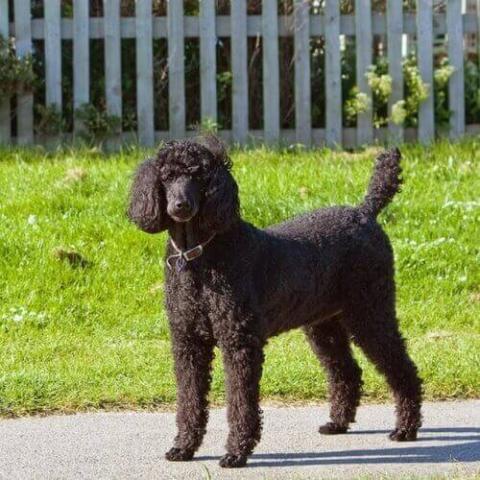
(187, 166, 200, 175)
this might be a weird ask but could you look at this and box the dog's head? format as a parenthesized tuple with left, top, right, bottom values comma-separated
(128, 135, 239, 234)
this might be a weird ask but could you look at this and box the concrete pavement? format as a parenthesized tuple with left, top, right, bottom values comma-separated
(0, 401, 479, 479)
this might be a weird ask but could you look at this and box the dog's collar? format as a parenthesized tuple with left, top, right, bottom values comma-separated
(166, 234, 216, 272)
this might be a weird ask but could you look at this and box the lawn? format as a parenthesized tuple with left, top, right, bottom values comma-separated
(0, 140, 479, 416)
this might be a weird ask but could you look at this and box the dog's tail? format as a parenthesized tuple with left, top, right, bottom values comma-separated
(359, 148, 402, 218)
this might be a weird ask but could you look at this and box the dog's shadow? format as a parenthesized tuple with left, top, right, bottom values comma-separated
(198, 428, 480, 468)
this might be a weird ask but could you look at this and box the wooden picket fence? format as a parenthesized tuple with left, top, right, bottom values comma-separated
(1, 0, 479, 148)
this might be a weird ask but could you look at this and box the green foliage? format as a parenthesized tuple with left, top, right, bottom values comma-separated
(366, 58, 392, 127)
(465, 60, 480, 124)
(391, 100, 408, 126)
(34, 105, 67, 136)
(366, 63, 392, 105)
(198, 117, 219, 135)
(0, 141, 479, 415)
(433, 58, 455, 129)
(344, 87, 370, 124)
(350, 55, 459, 129)
(0, 35, 37, 101)
(401, 56, 430, 126)
(74, 104, 122, 144)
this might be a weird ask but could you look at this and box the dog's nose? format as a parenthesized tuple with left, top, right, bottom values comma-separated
(175, 200, 191, 212)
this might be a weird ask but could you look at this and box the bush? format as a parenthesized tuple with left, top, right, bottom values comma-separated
(74, 104, 122, 144)
(0, 35, 37, 101)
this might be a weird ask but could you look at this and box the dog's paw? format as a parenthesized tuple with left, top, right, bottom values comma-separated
(389, 428, 417, 442)
(319, 422, 348, 435)
(165, 447, 194, 462)
(219, 453, 247, 468)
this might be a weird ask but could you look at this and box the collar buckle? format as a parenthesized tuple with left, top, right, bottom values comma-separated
(183, 245, 203, 261)
(166, 234, 216, 271)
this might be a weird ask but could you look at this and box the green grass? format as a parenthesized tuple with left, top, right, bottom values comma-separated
(0, 140, 479, 416)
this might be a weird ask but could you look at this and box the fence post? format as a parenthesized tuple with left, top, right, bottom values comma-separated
(262, 0, 280, 145)
(387, 0, 404, 143)
(294, 0, 311, 146)
(200, 0, 217, 126)
(0, 0, 10, 143)
(231, 0, 248, 144)
(355, 0, 373, 146)
(168, 0, 186, 139)
(74, 0, 90, 135)
(447, 0, 465, 139)
(417, 0, 435, 143)
(104, 0, 122, 127)
(14, 0, 34, 145)
(325, 0, 342, 148)
(136, 0, 155, 146)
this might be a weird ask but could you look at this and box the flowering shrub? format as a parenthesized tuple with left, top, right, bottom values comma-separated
(344, 87, 370, 124)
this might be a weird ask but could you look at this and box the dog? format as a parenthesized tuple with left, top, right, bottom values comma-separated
(128, 136, 422, 468)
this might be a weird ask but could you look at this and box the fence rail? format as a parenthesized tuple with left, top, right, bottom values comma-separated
(1, 1, 480, 148)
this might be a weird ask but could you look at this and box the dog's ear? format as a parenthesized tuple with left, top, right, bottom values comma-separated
(128, 158, 170, 234)
(201, 166, 240, 233)
(195, 134, 230, 166)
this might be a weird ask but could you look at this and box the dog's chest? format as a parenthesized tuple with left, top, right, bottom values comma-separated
(166, 268, 240, 325)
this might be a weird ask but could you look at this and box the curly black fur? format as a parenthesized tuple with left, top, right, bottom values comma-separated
(128, 137, 422, 468)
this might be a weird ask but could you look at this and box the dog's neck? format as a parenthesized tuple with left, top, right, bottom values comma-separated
(168, 217, 216, 251)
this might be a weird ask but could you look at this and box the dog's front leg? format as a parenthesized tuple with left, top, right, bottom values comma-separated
(165, 335, 215, 462)
(219, 339, 265, 468)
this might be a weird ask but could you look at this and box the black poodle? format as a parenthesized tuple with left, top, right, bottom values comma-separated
(128, 136, 422, 468)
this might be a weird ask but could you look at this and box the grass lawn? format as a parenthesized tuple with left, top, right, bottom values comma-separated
(0, 140, 479, 416)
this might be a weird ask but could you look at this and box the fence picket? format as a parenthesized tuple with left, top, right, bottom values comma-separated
(73, 0, 89, 134)
(325, 0, 342, 147)
(231, 0, 248, 144)
(477, 0, 480, 65)
(417, 0, 435, 143)
(104, 0, 122, 122)
(14, 0, 34, 144)
(136, 0, 154, 146)
(168, 0, 185, 139)
(45, 0, 62, 111)
(199, 0, 217, 125)
(0, 0, 10, 143)
(447, 0, 465, 139)
(387, 0, 404, 142)
(262, 0, 280, 144)
(294, 0, 311, 146)
(355, 0, 373, 145)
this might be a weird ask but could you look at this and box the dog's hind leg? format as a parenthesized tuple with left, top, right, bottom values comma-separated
(344, 296, 422, 441)
(165, 335, 215, 462)
(305, 317, 363, 434)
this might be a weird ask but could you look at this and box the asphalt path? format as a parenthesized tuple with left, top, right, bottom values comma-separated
(0, 401, 479, 479)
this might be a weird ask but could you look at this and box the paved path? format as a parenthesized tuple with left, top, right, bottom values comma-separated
(0, 401, 479, 479)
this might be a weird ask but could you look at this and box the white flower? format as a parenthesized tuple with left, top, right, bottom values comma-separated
(27, 214, 38, 225)
(391, 101, 407, 125)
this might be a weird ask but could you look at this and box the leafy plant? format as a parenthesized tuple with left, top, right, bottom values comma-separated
(0, 35, 37, 101)
(344, 87, 369, 124)
(197, 117, 219, 135)
(34, 104, 66, 136)
(464, 60, 480, 124)
(402, 55, 430, 127)
(434, 58, 455, 129)
(75, 104, 122, 144)
(391, 100, 408, 126)
(366, 58, 392, 127)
